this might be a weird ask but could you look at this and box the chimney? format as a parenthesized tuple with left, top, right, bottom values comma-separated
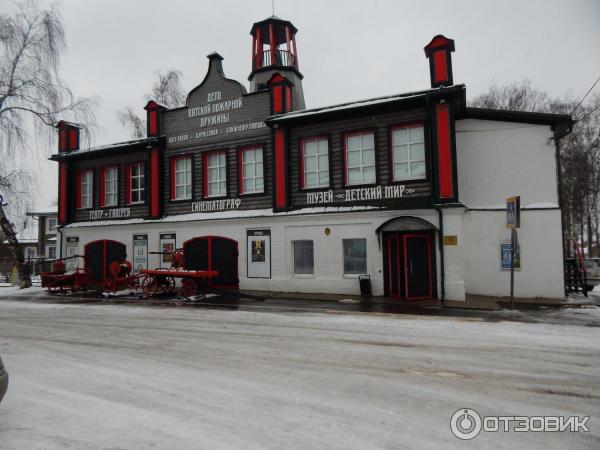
(424, 35, 455, 88)
(144, 100, 166, 137)
(56, 121, 80, 152)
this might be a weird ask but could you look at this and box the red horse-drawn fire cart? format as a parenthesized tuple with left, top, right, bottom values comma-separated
(40, 256, 93, 294)
(102, 249, 218, 298)
(138, 249, 218, 297)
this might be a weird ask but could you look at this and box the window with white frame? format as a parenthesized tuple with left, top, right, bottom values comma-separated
(343, 239, 367, 275)
(206, 152, 227, 197)
(104, 166, 118, 206)
(25, 247, 36, 260)
(174, 157, 192, 200)
(302, 137, 329, 188)
(131, 162, 145, 204)
(80, 169, 93, 209)
(45, 217, 57, 233)
(240, 147, 264, 194)
(293, 240, 314, 275)
(346, 132, 375, 185)
(392, 125, 426, 181)
(46, 245, 56, 260)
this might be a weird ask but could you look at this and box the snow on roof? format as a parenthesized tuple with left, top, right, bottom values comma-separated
(27, 206, 57, 216)
(268, 85, 464, 122)
(51, 137, 156, 159)
(63, 205, 382, 228)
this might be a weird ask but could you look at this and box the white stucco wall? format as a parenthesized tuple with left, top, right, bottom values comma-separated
(59, 209, 445, 298)
(462, 209, 564, 299)
(455, 119, 558, 208)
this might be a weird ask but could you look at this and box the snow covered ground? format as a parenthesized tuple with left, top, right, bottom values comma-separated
(0, 300, 598, 449)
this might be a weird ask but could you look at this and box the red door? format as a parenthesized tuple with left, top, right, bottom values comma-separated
(384, 232, 434, 300)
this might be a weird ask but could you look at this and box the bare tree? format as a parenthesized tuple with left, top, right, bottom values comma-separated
(0, 1, 97, 287)
(471, 81, 600, 258)
(118, 69, 185, 138)
(471, 80, 551, 112)
(0, 1, 97, 153)
(117, 106, 145, 139)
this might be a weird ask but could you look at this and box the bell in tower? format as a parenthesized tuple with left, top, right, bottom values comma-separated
(249, 15, 305, 110)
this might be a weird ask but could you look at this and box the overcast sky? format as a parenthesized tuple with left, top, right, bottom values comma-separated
(16, 0, 600, 209)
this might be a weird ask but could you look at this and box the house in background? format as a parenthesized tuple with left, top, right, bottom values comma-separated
(0, 207, 58, 283)
(26, 207, 59, 262)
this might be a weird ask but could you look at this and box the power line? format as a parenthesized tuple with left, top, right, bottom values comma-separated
(571, 74, 600, 116)
(576, 102, 600, 122)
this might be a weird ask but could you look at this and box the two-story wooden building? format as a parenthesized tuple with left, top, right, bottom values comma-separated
(51, 16, 572, 301)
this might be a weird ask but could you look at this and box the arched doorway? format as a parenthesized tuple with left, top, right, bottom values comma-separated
(376, 217, 437, 300)
(84, 239, 127, 286)
(183, 236, 239, 289)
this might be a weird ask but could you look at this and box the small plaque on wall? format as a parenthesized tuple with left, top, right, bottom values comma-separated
(443, 235, 458, 246)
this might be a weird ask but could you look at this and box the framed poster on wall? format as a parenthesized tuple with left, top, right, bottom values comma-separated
(159, 233, 176, 267)
(133, 234, 148, 273)
(65, 237, 79, 271)
(247, 229, 271, 278)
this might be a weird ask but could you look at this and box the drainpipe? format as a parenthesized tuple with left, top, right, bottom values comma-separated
(436, 206, 445, 305)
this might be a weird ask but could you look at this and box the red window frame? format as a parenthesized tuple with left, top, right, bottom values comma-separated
(99, 165, 119, 208)
(203, 150, 227, 198)
(343, 129, 376, 187)
(170, 155, 193, 201)
(125, 161, 145, 205)
(389, 122, 426, 183)
(299, 135, 330, 190)
(77, 168, 93, 210)
(237, 146, 264, 195)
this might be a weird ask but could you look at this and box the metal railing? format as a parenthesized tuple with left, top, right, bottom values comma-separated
(253, 49, 297, 70)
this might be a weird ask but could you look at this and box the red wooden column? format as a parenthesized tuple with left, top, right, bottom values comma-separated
(144, 101, 166, 219)
(269, 22, 276, 65)
(55, 121, 80, 225)
(273, 128, 289, 211)
(149, 146, 162, 219)
(58, 162, 69, 225)
(255, 28, 262, 68)
(268, 74, 293, 211)
(432, 100, 457, 203)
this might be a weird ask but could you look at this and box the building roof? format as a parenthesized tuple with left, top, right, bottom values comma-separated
(50, 137, 158, 161)
(462, 107, 573, 135)
(267, 85, 466, 124)
(27, 207, 57, 216)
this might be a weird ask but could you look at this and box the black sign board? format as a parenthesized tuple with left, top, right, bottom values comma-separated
(247, 230, 271, 237)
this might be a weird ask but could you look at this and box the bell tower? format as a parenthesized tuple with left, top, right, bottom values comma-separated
(249, 16, 305, 110)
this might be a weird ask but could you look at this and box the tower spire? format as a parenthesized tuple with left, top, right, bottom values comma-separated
(248, 15, 305, 109)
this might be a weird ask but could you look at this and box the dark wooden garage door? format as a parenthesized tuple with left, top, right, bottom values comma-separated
(183, 236, 239, 289)
(84, 239, 127, 285)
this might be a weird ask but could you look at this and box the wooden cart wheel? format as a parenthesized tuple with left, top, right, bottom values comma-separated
(181, 278, 198, 298)
(161, 276, 176, 294)
(128, 276, 140, 290)
(141, 275, 159, 296)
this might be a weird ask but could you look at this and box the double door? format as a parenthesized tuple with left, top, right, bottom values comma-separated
(384, 232, 434, 300)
